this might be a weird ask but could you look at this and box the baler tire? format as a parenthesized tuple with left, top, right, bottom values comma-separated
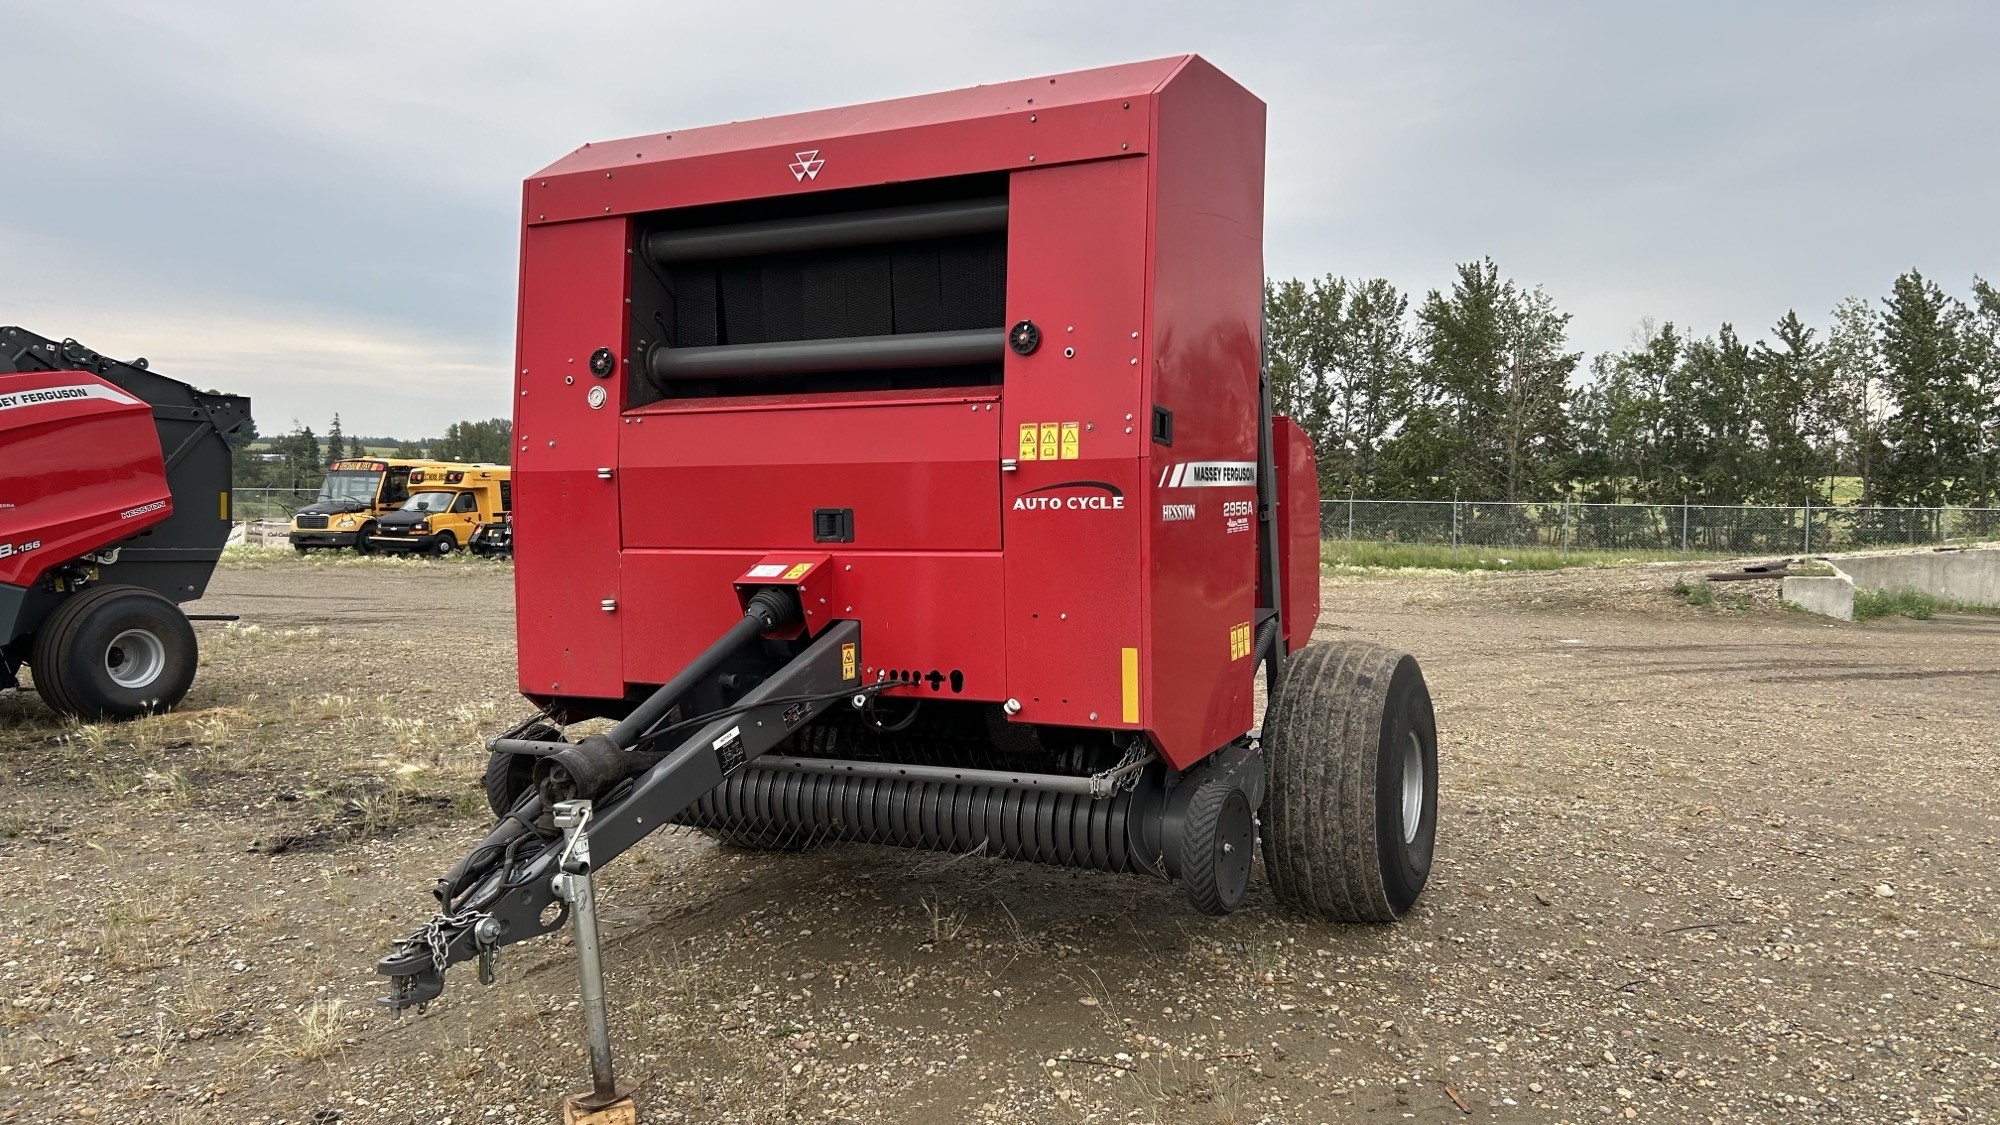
(483, 722, 564, 817)
(26, 634, 75, 717)
(29, 585, 198, 721)
(1260, 641, 1437, 923)
(1180, 779, 1256, 915)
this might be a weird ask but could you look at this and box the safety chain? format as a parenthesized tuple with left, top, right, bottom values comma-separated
(412, 905, 495, 980)
(1087, 743, 1158, 800)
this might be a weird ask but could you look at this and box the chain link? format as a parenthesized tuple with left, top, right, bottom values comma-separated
(1088, 743, 1158, 800)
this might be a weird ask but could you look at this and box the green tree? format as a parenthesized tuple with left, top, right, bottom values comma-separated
(392, 439, 426, 458)
(1876, 271, 1981, 506)
(1746, 311, 1836, 504)
(1573, 320, 1682, 502)
(325, 414, 347, 463)
(431, 419, 513, 464)
(269, 421, 324, 491)
(1263, 276, 1414, 497)
(1669, 327, 1756, 503)
(1967, 277, 2000, 507)
(1385, 259, 1578, 500)
(1826, 296, 1888, 502)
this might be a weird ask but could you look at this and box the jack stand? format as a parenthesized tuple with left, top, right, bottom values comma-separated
(552, 800, 637, 1125)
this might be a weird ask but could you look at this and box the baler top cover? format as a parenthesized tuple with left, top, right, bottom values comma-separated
(511, 56, 1316, 767)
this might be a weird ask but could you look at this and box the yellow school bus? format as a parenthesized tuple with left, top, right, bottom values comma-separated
(288, 458, 443, 552)
(365, 465, 512, 555)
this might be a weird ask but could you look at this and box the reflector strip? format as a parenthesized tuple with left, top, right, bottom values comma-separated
(219, 491, 229, 520)
(1120, 647, 1139, 724)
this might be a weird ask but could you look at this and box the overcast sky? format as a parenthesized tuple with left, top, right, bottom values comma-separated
(3, 1, 1993, 437)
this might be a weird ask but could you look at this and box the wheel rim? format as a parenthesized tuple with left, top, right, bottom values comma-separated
(1215, 790, 1256, 905)
(106, 628, 167, 690)
(1399, 730, 1425, 845)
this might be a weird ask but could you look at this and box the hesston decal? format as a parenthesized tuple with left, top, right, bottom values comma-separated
(1012, 481, 1126, 512)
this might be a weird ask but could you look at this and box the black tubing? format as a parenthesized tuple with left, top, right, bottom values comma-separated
(647, 329, 1003, 383)
(644, 198, 1006, 263)
(606, 587, 799, 748)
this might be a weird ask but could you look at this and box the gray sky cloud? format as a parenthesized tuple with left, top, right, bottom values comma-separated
(3, 0, 1993, 435)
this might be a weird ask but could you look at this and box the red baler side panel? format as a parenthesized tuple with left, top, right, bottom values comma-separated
(618, 550, 1008, 697)
(0, 370, 170, 586)
(1273, 416, 1322, 650)
(513, 216, 631, 700)
(1000, 156, 1150, 734)
(622, 390, 1002, 552)
(1141, 59, 1268, 767)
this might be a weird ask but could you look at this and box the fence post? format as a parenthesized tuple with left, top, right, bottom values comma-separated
(1680, 500, 1689, 558)
(1803, 496, 1811, 555)
(1347, 497, 1354, 542)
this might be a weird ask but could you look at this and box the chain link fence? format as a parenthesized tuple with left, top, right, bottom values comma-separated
(1320, 499, 2000, 556)
(230, 487, 320, 522)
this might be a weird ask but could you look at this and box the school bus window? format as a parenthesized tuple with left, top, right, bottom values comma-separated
(402, 491, 458, 513)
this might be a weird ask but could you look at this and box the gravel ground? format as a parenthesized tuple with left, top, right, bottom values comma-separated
(0, 553, 1994, 1124)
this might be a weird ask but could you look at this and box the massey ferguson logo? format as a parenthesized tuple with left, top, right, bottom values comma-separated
(788, 149, 825, 182)
(1158, 461, 1257, 489)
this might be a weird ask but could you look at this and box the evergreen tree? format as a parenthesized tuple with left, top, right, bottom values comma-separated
(1573, 320, 1680, 502)
(392, 439, 425, 458)
(325, 414, 347, 463)
(1826, 296, 1887, 502)
(1747, 311, 1836, 504)
(1389, 259, 1578, 500)
(1876, 270, 1980, 506)
(431, 419, 513, 464)
(1967, 278, 2000, 507)
(1263, 276, 1413, 497)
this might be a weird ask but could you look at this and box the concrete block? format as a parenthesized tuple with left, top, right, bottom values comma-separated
(1828, 548, 2000, 607)
(1782, 574, 1853, 621)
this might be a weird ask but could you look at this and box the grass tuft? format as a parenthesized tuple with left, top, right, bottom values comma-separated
(1853, 587, 1936, 620)
(1671, 578, 1716, 607)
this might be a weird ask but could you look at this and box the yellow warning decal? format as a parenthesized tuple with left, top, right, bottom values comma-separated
(841, 642, 857, 683)
(1038, 422, 1060, 461)
(1059, 421, 1079, 460)
(1229, 622, 1253, 660)
(1018, 423, 1039, 461)
(782, 562, 812, 580)
(1120, 647, 1139, 724)
(219, 491, 229, 520)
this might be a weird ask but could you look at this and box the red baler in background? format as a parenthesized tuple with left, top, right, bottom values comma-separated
(379, 57, 1438, 1026)
(0, 329, 250, 719)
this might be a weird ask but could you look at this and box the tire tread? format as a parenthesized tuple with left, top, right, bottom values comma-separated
(1262, 640, 1413, 922)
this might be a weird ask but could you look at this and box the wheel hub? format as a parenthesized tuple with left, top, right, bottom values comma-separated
(1213, 788, 1256, 906)
(105, 628, 167, 690)
(1399, 730, 1425, 845)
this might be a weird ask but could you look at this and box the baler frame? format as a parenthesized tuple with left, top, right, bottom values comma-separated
(375, 63, 1439, 1113)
